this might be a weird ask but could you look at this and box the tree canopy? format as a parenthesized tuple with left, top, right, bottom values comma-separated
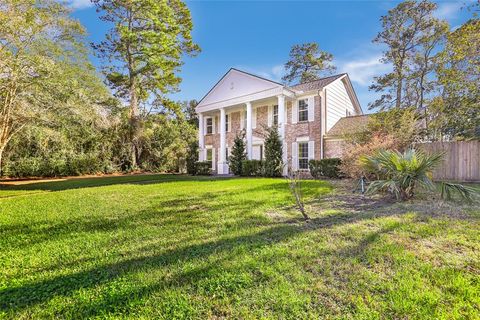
(282, 43, 336, 84)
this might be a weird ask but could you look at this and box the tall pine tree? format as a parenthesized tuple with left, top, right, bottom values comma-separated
(92, 0, 200, 168)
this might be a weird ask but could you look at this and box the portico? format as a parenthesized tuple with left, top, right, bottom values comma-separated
(198, 93, 291, 174)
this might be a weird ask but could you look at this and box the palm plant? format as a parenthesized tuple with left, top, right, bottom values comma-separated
(360, 149, 443, 200)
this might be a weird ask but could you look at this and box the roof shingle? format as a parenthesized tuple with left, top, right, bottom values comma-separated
(326, 114, 371, 137)
(289, 74, 346, 92)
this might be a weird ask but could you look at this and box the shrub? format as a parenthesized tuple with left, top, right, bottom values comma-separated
(309, 158, 342, 179)
(229, 133, 247, 175)
(263, 126, 283, 177)
(194, 161, 211, 175)
(361, 148, 442, 200)
(186, 141, 199, 175)
(339, 133, 399, 178)
(241, 160, 263, 176)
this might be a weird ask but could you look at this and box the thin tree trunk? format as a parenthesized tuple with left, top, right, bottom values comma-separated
(0, 145, 4, 177)
(129, 78, 138, 168)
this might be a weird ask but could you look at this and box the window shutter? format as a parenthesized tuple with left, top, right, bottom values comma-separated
(252, 108, 257, 129)
(212, 148, 216, 170)
(227, 114, 231, 132)
(308, 140, 315, 160)
(308, 97, 315, 122)
(292, 100, 298, 124)
(212, 116, 217, 134)
(292, 142, 298, 170)
(267, 105, 273, 127)
(203, 148, 207, 161)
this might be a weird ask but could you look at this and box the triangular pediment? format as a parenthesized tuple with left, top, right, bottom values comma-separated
(197, 68, 283, 107)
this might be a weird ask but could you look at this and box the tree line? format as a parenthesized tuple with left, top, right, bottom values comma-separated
(0, 0, 200, 177)
(282, 0, 479, 141)
(0, 0, 478, 178)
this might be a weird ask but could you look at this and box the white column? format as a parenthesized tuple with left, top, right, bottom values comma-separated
(277, 95, 288, 175)
(246, 102, 253, 159)
(218, 108, 228, 174)
(198, 113, 204, 161)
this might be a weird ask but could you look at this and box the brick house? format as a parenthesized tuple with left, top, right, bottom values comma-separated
(195, 68, 363, 175)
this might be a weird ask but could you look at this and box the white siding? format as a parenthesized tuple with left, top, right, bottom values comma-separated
(326, 79, 356, 131)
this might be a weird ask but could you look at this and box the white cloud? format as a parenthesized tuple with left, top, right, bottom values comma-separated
(337, 55, 391, 86)
(67, 0, 94, 10)
(434, 1, 464, 20)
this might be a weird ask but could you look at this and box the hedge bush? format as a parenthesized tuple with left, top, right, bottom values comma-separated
(241, 160, 263, 176)
(4, 154, 107, 178)
(194, 161, 211, 175)
(309, 158, 342, 179)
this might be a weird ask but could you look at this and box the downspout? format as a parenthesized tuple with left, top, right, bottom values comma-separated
(318, 88, 326, 159)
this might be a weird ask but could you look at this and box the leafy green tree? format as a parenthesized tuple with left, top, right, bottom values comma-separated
(282, 43, 336, 84)
(263, 126, 283, 177)
(430, 19, 480, 140)
(229, 133, 247, 175)
(93, 0, 200, 167)
(181, 99, 199, 127)
(370, 0, 444, 110)
(0, 0, 111, 176)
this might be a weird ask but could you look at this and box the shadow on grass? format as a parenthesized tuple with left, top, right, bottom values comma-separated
(1, 200, 407, 317)
(0, 174, 228, 193)
(1, 178, 423, 317)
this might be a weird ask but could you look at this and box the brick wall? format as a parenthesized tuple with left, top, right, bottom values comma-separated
(285, 96, 322, 160)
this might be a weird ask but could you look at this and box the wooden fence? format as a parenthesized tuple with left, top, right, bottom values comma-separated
(415, 141, 480, 182)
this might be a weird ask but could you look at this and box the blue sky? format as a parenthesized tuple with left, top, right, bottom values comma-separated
(70, 0, 473, 113)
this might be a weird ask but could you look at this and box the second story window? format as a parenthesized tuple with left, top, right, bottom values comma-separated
(273, 105, 279, 126)
(206, 117, 213, 134)
(225, 114, 229, 132)
(298, 99, 308, 122)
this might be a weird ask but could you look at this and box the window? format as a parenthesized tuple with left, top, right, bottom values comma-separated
(298, 142, 309, 170)
(206, 118, 213, 134)
(273, 105, 279, 126)
(206, 149, 213, 168)
(298, 99, 308, 122)
(225, 114, 229, 132)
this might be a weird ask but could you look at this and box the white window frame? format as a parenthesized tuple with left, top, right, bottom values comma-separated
(225, 113, 230, 132)
(298, 141, 309, 170)
(206, 117, 213, 134)
(298, 99, 308, 122)
(273, 105, 279, 126)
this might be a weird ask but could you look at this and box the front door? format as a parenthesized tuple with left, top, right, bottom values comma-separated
(252, 145, 263, 160)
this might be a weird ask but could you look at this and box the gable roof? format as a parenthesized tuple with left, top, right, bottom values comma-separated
(197, 68, 283, 108)
(326, 114, 371, 137)
(289, 74, 346, 92)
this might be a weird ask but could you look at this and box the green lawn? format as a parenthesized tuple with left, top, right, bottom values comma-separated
(0, 175, 479, 319)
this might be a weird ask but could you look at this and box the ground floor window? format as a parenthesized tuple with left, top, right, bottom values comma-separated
(206, 149, 213, 168)
(298, 142, 309, 170)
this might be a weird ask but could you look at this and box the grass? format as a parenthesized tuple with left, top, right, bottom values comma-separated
(0, 174, 479, 319)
